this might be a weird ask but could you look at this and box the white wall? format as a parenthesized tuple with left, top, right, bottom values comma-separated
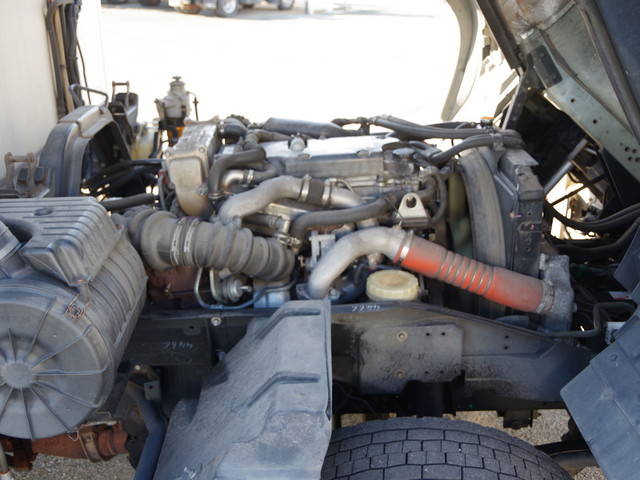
(0, 0, 105, 180)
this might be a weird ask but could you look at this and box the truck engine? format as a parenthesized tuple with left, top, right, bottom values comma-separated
(0, 79, 616, 479)
(0, 84, 576, 448)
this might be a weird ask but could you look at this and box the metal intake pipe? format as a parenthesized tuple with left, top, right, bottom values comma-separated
(217, 176, 376, 229)
(307, 228, 553, 314)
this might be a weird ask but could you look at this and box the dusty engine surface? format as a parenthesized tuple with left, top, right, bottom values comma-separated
(0, 198, 146, 439)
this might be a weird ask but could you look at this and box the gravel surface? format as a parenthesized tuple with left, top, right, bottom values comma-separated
(456, 411, 604, 480)
(14, 1, 606, 478)
(16, 455, 134, 480)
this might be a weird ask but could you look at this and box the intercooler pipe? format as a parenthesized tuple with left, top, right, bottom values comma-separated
(217, 176, 377, 231)
(307, 228, 553, 314)
(124, 209, 294, 281)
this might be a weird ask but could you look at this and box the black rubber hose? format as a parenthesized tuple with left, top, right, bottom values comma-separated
(261, 118, 357, 138)
(557, 217, 640, 258)
(545, 301, 635, 338)
(208, 148, 266, 198)
(84, 160, 162, 192)
(547, 202, 640, 232)
(251, 163, 279, 183)
(426, 134, 524, 166)
(290, 192, 403, 239)
(219, 117, 248, 139)
(129, 385, 166, 480)
(428, 173, 448, 224)
(126, 209, 294, 281)
(370, 116, 521, 141)
(101, 193, 156, 211)
(245, 129, 290, 144)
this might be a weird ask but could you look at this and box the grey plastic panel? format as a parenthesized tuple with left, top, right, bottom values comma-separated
(561, 319, 640, 480)
(154, 300, 332, 480)
(562, 229, 640, 480)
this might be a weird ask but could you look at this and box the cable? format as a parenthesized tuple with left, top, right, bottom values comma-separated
(557, 217, 640, 259)
(547, 201, 640, 232)
(76, 42, 90, 104)
(369, 115, 522, 142)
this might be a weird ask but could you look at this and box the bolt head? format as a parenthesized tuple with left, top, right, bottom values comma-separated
(211, 316, 222, 327)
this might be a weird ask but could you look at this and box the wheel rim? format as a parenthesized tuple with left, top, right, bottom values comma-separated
(221, 0, 237, 13)
(281, 0, 293, 7)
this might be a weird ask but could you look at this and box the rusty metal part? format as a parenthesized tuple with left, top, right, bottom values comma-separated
(0, 438, 33, 472)
(148, 265, 199, 304)
(31, 424, 128, 462)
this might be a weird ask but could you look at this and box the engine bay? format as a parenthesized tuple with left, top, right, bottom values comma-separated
(0, 76, 635, 476)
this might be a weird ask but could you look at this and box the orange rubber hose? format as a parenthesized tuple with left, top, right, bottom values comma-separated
(399, 236, 547, 313)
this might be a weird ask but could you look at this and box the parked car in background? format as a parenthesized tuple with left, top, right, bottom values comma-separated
(169, 0, 295, 16)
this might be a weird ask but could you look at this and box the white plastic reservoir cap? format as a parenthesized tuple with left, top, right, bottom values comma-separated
(366, 269, 419, 301)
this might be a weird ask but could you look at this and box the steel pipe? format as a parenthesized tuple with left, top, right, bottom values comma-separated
(218, 175, 376, 229)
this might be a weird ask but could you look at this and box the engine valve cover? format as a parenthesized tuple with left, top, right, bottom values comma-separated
(0, 198, 146, 439)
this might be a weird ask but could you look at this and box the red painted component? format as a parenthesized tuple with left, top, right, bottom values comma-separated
(399, 237, 546, 313)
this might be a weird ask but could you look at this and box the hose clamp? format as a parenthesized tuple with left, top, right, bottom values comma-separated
(246, 169, 255, 185)
(170, 217, 200, 265)
(536, 281, 555, 315)
(394, 231, 413, 263)
(491, 132, 505, 152)
(299, 175, 312, 202)
(321, 179, 333, 206)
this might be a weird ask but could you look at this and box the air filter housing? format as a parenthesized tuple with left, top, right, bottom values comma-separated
(0, 198, 146, 439)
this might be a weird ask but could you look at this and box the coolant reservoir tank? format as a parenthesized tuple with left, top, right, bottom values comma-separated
(366, 269, 419, 301)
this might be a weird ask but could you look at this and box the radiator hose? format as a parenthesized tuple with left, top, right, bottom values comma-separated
(125, 209, 294, 281)
(307, 228, 553, 314)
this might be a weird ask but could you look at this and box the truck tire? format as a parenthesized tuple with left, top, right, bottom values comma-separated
(322, 417, 572, 480)
(216, 0, 240, 17)
(139, 0, 161, 5)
